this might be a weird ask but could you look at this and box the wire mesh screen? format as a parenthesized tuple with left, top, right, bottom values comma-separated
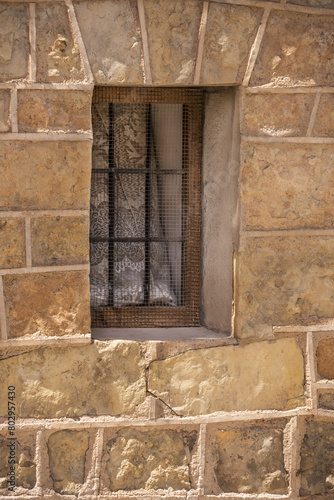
(90, 87, 203, 327)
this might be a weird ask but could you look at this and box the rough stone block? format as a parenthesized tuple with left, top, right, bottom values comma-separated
(17, 90, 91, 132)
(0, 4, 28, 81)
(36, 2, 84, 82)
(251, 11, 334, 87)
(145, 0, 202, 84)
(74, 0, 143, 84)
(3, 271, 90, 338)
(0, 433, 36, 490)
(316, 338, 334, 379)
(235, 236, 334, 338)
(299, 420, 334, 497)
(213, 423, 287, 494)
(313, 94, 334, 137)
(0, 90, 10, 131)
(0, 340, 146, 418)
(241, 93, 314, 137)
(288, 0, 334, 6)
(103, 428, 193, 491)
(0, 141, 91, 210)
(149, 338, 304, 416)
(48, 430, 89, 495)
(201, 4, 263, 85)
(31, 216, 89, 266)
(0, 218, 25, 269)
(241, 143, 334, 230)
(318, 392, 334, 411)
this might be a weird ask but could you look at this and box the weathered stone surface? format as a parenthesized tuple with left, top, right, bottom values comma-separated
(0, 90, 10, 131)
(251, 11, 334, 87)
(241, 143, 334, 230)
(3, 271, 90, 338)
(241, 93, 314, 137)
(319, 392, 334, 411)
(48, 430, 89, 495)
(313, 94, 334, 137)
(0, 218, 25, 269)
(0, 341, 146, 418)
(299, 420, 334, 497)
(202, 89, 238, 333)
(36, 2, 84, 82)
(145, 0, 202, 84)
(316, 338, 334, 379)
(74, 0, 142, 84)
(0, 141, 91, 210)
(214, 423, 287, 494)
(288, 0, 334, 7)
(235, 236, 334, 338)
(31, 216, 89, 266)
(17, 90, 91, 132)
(149, 338, 304, 416)
(103, 428, 192, 491)
(201, 4, 262, 85)
(0, 434, 36, 490)
(0, 4, 28, 81)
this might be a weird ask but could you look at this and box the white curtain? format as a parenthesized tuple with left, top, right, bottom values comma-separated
(90, 103, 183, 307)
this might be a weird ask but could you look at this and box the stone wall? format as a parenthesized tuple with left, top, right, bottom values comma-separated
(0, 0, 334, 498)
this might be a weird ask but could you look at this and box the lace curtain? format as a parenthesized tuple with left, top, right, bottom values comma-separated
(90, 103, 182, 308)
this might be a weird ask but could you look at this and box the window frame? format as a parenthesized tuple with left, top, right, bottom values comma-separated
(90, 86, 204, 328)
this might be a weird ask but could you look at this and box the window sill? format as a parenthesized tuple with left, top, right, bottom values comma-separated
(92, 326, 236, 344)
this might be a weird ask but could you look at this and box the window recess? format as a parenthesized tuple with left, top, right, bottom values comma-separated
(90, 87, 203, 327)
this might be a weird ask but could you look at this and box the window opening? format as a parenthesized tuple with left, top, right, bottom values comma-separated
(90, 87, 203, 327)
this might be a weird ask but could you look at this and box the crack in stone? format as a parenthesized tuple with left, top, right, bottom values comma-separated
(146, 390, 180, 417)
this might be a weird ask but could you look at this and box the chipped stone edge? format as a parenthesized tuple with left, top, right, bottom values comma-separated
(242, 5, 272, 87)
(193, 0, 209, 85)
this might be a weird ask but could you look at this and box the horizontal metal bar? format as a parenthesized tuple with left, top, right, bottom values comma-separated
(92, 168, 186, 174)
(90, 236, 185, 243)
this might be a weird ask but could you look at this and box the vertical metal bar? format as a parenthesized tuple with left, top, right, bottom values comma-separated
(108, 103, 115, 307)
(181, 104, 188, 307)
(144, 103, 151, 305)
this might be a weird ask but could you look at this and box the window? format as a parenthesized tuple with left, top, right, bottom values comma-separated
(90, 87, 203, 328)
